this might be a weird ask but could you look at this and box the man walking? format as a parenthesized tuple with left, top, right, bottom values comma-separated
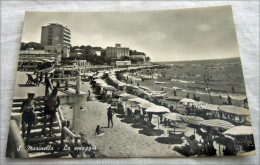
(107, 107, 115, 128)
(42, 88, 60, 136)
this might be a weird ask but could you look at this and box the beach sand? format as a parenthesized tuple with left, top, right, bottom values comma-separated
(61, 82, 182, 158)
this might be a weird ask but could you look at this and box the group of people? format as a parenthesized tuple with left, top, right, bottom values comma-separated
(21, 87, 60, 144)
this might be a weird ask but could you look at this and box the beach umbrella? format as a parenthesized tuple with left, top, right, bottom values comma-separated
(179, 98, 197, 106)
(180, 115, 205, 126)
(163, 112, 183, 122)
(139, 86, 151, 91)
(218, 105, 250, 116)
(145, 105, 170, 129)
(200, 119, 235, 130)
(138, 102, 154, 109)
(223, 126, 253, 136)
(201, 104, 219, 112)
(180, 115, 205, 136)
(128, 97, 149, 104)
(103, 85, 117, 91)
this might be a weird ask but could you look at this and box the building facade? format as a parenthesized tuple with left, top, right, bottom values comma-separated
(106, 44, 129, 59)
(41, 23, 71, 58)
(18, 50, 61, 71)
(130, 54, 146, 62)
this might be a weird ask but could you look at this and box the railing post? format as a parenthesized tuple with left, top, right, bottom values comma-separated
(65, 75, 69, 91)
(57, 73, 61, 88)
(76, 76, 81, 94)
(61, 120, 67, 146)
(72, 102, 80, 135)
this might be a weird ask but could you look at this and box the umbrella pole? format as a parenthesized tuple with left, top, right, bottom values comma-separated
(158, 115, 160, 129)
(219, 143, 221, 156)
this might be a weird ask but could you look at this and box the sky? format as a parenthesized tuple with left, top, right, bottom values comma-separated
(22, 6, 240, 62)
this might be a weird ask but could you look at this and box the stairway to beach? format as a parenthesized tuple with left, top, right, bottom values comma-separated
(11, 97, 70, 158)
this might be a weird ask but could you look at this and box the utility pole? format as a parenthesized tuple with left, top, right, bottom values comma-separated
(203, 75, 213, 104)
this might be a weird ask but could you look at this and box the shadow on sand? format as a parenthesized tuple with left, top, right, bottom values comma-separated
(18, 84, 37, 87)
(155, 137, 183, 144)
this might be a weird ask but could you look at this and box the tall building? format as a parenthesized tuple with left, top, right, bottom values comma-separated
(41, 23, 71, 58)
(41, 23, 71, 47)
(106, 44, 129, 59)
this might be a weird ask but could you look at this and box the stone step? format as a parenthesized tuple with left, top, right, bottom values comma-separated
(13, 97, 45, 102)
(12, 105, 45, 113)
(12, 101, 45, 107)
(31, 122, 59, 129)
(28, 134, 61, 145)
(37, 116, 57, 123)
(21, 127, 60, 137)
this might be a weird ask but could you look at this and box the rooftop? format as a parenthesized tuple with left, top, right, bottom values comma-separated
(19, 50, 51, 55)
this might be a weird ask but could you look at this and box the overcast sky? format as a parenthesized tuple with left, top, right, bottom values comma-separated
(22, 6, 240, 62)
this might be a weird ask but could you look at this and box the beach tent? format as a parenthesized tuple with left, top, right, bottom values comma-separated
(200, 119, 235, 130)
(223, 126, 253, 136)
(218, 105, 250, 116)
(145, 105, 170, 129)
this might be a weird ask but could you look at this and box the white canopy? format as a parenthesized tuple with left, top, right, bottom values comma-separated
(145, 105, 170, 113)
(201, 104, 219, 111)
(223, 126, 254, 136)
(163, 113, 183, 121)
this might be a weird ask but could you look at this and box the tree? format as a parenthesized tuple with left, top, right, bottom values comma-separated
(145, 56, 151, 62)
(20, 42, 44, 50)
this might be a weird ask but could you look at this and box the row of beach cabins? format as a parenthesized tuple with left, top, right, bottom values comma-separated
(84, 65, 255, 157)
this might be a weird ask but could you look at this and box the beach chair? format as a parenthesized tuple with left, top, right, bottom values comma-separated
(26, 74, 32, 85)
(27, 74, 40, 86)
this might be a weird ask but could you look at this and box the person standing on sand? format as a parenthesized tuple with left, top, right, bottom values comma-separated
(171, 90, 177, 96)
(186, 93, 190, 98)
(107, 107, 115, 128)
(232, 86, 235, 93)
(227, 95, 232, 105)
(243, 97, 248, 108)
(88, 90, 91, 97)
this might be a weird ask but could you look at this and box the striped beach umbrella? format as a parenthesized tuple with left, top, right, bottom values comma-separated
(180, 115, 205, 125)
(200, 119, 235, 130)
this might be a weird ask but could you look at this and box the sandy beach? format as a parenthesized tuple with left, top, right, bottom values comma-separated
(61, 82, 182, 158)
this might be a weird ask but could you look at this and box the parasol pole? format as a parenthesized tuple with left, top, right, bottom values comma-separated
(158, 114, 160, 129)
(203, 75, 213, 104)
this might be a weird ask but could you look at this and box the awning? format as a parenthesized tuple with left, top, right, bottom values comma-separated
(218, 105, 250, 116)
(223, 126, 254, 136)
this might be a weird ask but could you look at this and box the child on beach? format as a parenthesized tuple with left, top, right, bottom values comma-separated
(95, 125, 103, 135)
